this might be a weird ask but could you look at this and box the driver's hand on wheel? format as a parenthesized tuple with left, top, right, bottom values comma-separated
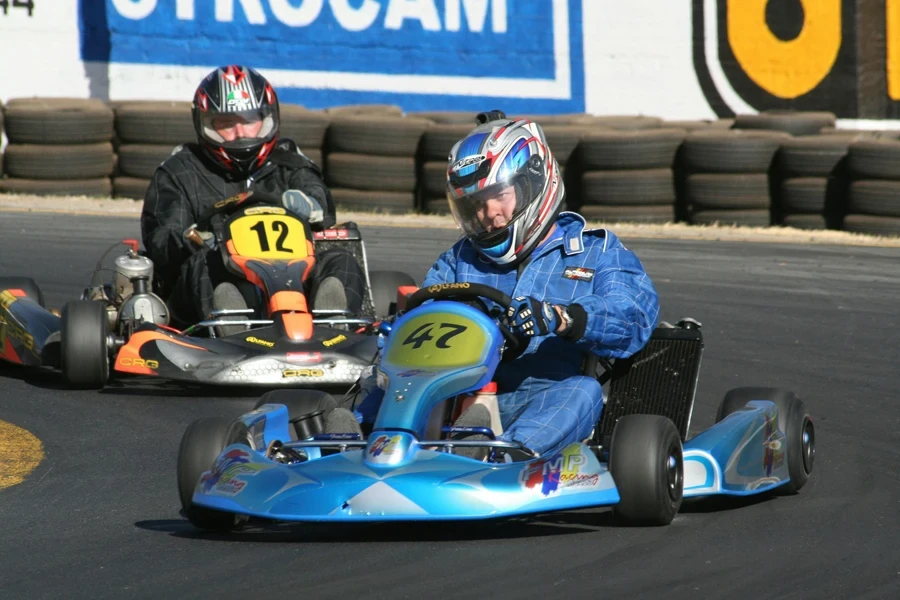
(183, 224, 217, 251)
(282, 189, 324, 224)
(506, 296, 565, 337)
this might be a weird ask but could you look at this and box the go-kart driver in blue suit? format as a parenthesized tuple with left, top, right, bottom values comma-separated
(358, 112, 660, 457)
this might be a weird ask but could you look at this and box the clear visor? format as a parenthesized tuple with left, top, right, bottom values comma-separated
(447, 175, 535, 241)
(201, 107, 276, 145)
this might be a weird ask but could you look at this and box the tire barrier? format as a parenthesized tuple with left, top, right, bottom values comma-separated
(325, 115, 430, 213)
(843, 139, 900, 234)
(682, 129, 788, 227)
(2, 102, 900, 237)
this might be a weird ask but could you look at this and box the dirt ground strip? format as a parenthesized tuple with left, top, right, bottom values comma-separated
(1, 193, 899, 248)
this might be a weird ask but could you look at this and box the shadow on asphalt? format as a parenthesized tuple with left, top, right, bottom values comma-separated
(135, 509, 623, 543)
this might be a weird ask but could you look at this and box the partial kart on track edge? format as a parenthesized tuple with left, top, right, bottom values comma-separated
(0, 190, 416, 390)
(177, 282, 816, 531)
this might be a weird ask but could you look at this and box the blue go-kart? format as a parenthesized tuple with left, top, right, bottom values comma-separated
(176, 283, 815, 531)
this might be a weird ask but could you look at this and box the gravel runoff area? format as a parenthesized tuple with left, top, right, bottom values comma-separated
(2, 193, 899, 248)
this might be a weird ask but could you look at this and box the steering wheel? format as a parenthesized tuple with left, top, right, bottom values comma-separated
(405, 283, 521, 351)
(197, 190, 288, 229)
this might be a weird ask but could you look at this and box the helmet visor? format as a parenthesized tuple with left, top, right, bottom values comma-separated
(201, 106, 276, 146)
(447, 174, 537, 243)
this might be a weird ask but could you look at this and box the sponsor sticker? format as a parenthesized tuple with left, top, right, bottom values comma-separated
(562, 266, 594, 281)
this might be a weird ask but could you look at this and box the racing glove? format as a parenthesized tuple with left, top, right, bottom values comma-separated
(282, 189, 324, 224)
(506, 296, 562, 337)
(182, 224, 217, 252)
(506, 296, 588, 341)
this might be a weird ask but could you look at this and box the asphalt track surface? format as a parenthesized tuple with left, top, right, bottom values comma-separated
(1, 212, 899, 599)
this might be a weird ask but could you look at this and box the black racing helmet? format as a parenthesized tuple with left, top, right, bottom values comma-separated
(191, 65, 280, 178)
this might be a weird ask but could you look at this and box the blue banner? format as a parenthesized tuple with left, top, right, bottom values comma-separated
(80, 0, 584, 113)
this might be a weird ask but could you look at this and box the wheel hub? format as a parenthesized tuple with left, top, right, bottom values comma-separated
(801, 417, 815, 475)
(666, 452, 683, 502)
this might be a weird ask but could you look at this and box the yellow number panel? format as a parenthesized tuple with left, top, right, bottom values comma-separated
(385, 312, 487, 369)
(229, 214, 309, 260)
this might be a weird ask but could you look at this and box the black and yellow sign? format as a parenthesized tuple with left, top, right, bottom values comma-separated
(693, 0, 900, 118)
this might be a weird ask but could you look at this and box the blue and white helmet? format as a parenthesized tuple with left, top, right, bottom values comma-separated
(446, 116, 564, 267)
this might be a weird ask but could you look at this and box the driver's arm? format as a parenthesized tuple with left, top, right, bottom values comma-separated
(140, 167, 197, 285)
(422, 245, 460, 287)
(284, 160, 335, 231)
(567, 247, 660, 359)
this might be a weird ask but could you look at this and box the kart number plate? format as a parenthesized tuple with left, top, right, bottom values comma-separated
(385, 313, 486, 369)
(229, 214, 309, 259)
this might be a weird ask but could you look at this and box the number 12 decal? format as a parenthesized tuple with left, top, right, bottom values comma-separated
(0, 0, 35, 16)
(249, 219, 293, 253)
(402, 323, 467, 350)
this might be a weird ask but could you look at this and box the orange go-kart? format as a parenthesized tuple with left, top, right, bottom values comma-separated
(0, 191, 416, 389)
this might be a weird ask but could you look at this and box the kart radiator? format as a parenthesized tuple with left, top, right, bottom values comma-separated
(594, 324, 704, 442)
(314, 224, 376, 318)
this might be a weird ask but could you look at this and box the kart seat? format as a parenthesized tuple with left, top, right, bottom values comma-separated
(587, 319, 704, 444)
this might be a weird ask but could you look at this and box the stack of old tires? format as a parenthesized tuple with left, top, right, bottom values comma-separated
(578, 118, 685, 224)
(774, 134, 863, 230)
(324, 111, 431, 213)
(0, 98, 115, 197)
(681, 129, 789, 226)
(280, 104, 330, 167)
(418, 118, 473, 214)
(112, 101, 195, 199)
(841, 139, 900, 236)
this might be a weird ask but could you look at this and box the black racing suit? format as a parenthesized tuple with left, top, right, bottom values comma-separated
(140, 138, 365, 326)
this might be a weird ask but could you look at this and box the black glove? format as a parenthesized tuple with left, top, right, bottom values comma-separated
(506, 296, 561, 337)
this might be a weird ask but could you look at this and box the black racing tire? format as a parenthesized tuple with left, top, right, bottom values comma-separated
(253, 389, 338, 440)
(421, 123, 476, 161)
(682, 130, 790, 173)
(689, 208, 772, 227)
(325, 153, 417, 192)
(581, 168, 676, 206)
(578, 203, 675, 224)
(840, 214, 900, 237)
(848, 180, 900, 218)
(732, 111, 836, 136)
(116, 144, 179, 179)
(113, 101, 194, 145)
(686, 173, 771, 210)
(177, 417, 249, 531)
(716, 387, 815, 495)
(112, 176, 151, 200)
(780, 177, 829, 214)
(3, 143, 115, 180)
(581, 128, 686, 170)
(280, 105, 330, 149)
(847, 139, 900, 180)
(3, 101, 114, 144)
(327, 115, 430, 157)
(777, 136, 852, 177)
(0, 277, 45, 307)
(540, 125, 585, 166)
(368, 270, 417, 317)
(609, 414, 684, 525)
(60, 300, 109, 389)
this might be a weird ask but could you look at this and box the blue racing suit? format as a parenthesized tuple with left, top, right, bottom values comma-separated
(360, 212, 660, 456)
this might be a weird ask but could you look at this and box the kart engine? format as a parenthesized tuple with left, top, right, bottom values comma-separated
(113, 249, 169, 328)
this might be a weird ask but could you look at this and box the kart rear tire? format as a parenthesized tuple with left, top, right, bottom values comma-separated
(368, 270, 417, 317)
(609, 414, 683, 526)
(177, 417, 249, 531)
(717, 387, 815, 494)
(60, 300, 109, 389)
(0, 277, 45, 307)
(253, 389, 338, 440)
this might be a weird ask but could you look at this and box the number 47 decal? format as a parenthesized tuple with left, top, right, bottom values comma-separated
(402, 323, 466, 350)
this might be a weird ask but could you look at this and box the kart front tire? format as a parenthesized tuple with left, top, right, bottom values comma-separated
(177, 417, 249, 532)
(368, 270, 416, 317)
(0, 277, 45, 307)
(717, 387, 815, 494)
(60, 300, 109, 389)
(609, 414, 683, 526)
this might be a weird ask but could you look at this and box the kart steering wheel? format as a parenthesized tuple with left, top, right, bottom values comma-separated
(405, 283, 521, 351)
